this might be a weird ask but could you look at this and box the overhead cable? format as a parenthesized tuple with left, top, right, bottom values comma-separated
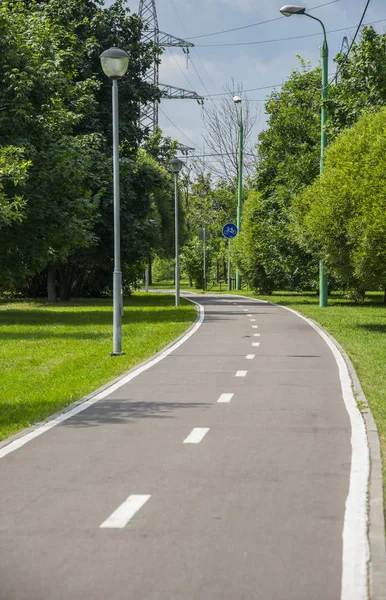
(194, 17, 386, 47)
(184, 0, 340, 40)
(159, 107, 198, 149)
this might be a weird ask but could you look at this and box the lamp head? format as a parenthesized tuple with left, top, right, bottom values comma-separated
(233, 95, 241, 103)
(279, 5, 306, 16)
(100, 47, 129, 79)
(169, 157, 183, 174)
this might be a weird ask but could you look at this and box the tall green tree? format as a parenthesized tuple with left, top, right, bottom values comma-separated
(240, 60, 321, 292)
(292, 108, 386, 299)
(327, 26, 386, 140)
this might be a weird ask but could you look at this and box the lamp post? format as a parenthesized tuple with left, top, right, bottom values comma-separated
(233, 95, 243, 291)
(100, 46, 129, 354)
(280, 5, 328, 307)
(169, 157, 184, 306)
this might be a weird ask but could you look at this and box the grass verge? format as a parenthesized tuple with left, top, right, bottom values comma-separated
(0, 293, 196, 441)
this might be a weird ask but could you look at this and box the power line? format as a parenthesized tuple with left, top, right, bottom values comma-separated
(194, 17, 386, 47)
(204, 83, 284, 98)
(168, 0, 219, 100)
(159, 107, 199, 149)
(184, 0, 340, 40)
(332, 1, 373, 82)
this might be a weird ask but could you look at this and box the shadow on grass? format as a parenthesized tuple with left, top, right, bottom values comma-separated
(0, 307, 195, 328)
(0, 331, 110, 340)
(60, 399, 210, 428)
(356, 324, 386, 333)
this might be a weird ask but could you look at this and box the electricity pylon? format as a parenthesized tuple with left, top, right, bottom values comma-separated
(138, 0, 204, 135)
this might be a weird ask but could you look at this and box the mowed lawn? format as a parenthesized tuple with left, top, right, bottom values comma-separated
(0, 293, 197, 440)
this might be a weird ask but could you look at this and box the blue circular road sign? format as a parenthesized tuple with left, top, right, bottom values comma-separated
(222, 223, 238, 239)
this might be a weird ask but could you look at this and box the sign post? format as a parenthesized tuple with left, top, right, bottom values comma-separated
(222, 223, 238, 291)
(198, 227, 210, 290)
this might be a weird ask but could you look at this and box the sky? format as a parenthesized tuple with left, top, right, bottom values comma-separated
(105, 0, 386, 160)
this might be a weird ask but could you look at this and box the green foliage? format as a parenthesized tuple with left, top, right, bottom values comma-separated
(0, 0, 164, 297)
(292, 108, 386, 295)
(0, 147, 31, 227)
(327, 27, 386, 140)
(233, 190, 317, 293)
(152, 256, 175, 282)
(180, 237, 214, 288)
(236, 60, 321, 291)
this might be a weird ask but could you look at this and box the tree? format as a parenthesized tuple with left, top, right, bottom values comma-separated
(0, 0, 102, 298)
(203, 80, 258, 184)
(0, 0, 163, 299)
(327, 27, 386, 140)
(237, 60, 321, 291)
(292, 108, 386, 299)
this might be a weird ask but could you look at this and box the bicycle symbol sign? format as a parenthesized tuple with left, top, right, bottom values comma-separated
(222, 223, 238, 239)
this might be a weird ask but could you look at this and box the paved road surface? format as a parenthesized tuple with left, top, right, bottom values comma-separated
(0, 295, 357, 599)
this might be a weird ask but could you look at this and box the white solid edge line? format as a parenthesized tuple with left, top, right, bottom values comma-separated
(279, 304, 369, 600)
(0, 298, 205, 459)
(183, 427, 209, 444)
(100, 494, 151, 529)
(235, 370, 247, 377)
(217, 393, 234, 403)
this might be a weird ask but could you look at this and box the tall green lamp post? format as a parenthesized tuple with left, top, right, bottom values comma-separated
(233, 95, 243, 291)
(280, 5, 328, 307)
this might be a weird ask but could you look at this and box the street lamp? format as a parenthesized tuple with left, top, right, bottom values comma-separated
(279, 5, 328, 307)
(169, 157, 184, 306)
(100, 46, 129, 354)
(233, 95, 243, 291)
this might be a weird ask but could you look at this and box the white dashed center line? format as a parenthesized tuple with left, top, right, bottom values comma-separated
(100, 495, 151, 529)
(217, 393, 234, 403)
(250, 319, 256, 322)
(236, 370, 247, 377)
(252, 325, 258, 329)
(252, 342, 260, 347)
(183, 428, 209, 444)
(246, 354, 255, 360)
(247, 314, 252, 317)
(253, 333, 260, 336)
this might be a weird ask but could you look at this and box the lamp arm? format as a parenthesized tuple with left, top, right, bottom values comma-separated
(304, 13, 327, 47)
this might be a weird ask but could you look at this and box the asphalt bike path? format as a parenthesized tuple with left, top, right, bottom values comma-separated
(0, 295, 368, 599)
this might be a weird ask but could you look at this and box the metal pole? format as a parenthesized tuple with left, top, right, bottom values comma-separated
(228, 239, 231, 291)
(319, 34, 329, 307)
(305, 14, 328, 307)
(111, 79, 123, 354)
(145, 267, 149, 292)
(174, 173, 180, 306)
(203, 227, 206, 291)
(236, 102, 243, 290)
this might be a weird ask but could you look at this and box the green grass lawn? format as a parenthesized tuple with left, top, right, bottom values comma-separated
(0, 293, 196, 440)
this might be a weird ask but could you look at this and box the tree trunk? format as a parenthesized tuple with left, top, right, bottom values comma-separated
(72, 269, 88, 297)
(148, 255, 153, 286)
(216, 260, 220, 283)
(59, 265, 74, 301)
(47, 265, 57, 303)
(384, 287, 386, 304)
